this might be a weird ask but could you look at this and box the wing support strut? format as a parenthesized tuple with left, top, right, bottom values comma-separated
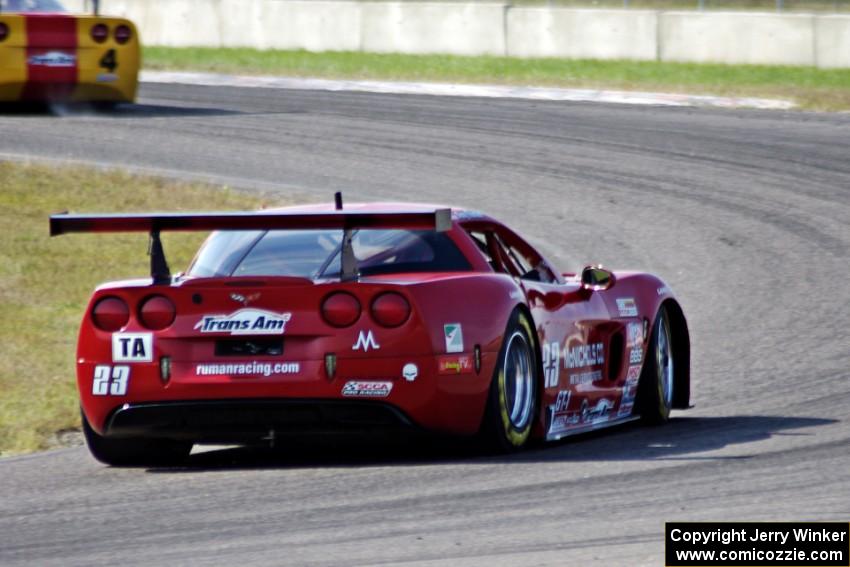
(148, 229, 171, 285)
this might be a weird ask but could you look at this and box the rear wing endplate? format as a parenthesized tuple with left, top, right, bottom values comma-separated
(49, 208, 452, 284)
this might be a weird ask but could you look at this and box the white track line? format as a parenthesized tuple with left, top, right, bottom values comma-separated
(141, 70, 795, 110)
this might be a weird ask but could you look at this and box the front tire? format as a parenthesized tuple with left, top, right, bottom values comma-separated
(480, 310, 539, 452)
(636, 307, 675, 424)
(81, 410, 192, 467)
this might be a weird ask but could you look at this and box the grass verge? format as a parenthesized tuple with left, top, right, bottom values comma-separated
(0, 162, 270, 456)
(144, 47, 850, 111)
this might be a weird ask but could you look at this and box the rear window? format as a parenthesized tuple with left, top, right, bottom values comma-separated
(1, 0, 66, 12)
(188, 229, 471, 279)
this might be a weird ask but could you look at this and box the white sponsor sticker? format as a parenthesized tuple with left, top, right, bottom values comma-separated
(626, 321, 643, 348)
(352, 330, 380, 352)
(112, 333, 153, 363)
(583, 399, 614, 424)
(618, 365, 642, 417)
(629, 346, 643, 364)
(341, 381, 393, 398)
(402, 363, 418, 382)
(194, 308, 292, 335)
(444, 323, 464, 353)
(195, 361, 300, 377)
(569, 370, 602, 386)
(564, 343, 604, 369)
(28, 51, 76, 67)
(616, 298, 638, 317)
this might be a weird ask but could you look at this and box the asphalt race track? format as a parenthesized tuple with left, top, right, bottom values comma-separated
(1, 84, 849, 566)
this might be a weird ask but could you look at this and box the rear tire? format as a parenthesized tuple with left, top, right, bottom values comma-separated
(636, 307, 674, 424)
(81, 410, 192, 467)
(480, 310, 538, 452)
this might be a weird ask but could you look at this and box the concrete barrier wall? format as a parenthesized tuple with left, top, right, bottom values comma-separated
(815, 15, 850, 68)
(507, 8, 657, 61)
(360, 3, 506, 56)
(660, 12, 815, 66)
(96, 0, 850, 68)
(218, 0, 361, 51)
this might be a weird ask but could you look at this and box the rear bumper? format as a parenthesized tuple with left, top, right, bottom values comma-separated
(79, 353, 499, 441)
(105, 399, 415, 443)
(0, 78, 137, 102)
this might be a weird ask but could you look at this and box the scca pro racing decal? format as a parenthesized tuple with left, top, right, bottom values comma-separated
(194, 308, 292, 335)
(112, 333, 152, 362)
(92, 365, 130, 396)
(341, 381, 393, 398)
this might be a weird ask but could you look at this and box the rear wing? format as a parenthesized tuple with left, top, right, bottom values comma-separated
(49, 207, 452, 283)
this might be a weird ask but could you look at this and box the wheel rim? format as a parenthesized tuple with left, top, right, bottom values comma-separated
(656, 315, 674, 408)
(503, 330, 534, 430)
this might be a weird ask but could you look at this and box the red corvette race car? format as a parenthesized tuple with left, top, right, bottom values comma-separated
(50, 200, 690, 465)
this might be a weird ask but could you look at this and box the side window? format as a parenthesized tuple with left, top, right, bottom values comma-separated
(466, 228, 558, 284)
(466, 230, 522, 277)
(498, 233, 558, 284)
(467, 230, 496, 270)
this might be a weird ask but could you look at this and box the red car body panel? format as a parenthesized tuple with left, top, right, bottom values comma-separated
(55, 202, 690, 445)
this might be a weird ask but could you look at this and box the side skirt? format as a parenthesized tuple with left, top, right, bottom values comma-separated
(546, 415, 641, 442)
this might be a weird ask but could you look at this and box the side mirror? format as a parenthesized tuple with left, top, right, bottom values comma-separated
(581, 265, 615, 291)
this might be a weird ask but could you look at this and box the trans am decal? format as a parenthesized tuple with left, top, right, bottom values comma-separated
(194, 308, 292, 335)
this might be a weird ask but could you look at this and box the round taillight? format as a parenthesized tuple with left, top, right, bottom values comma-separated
(321, 292, 361, 328)
(371, 293, 410, 328)
(92, 296, 129, 332)
(138, 295, 176, 330)
(0, 23, 9, 43)
(90, 23, 108, 43)
(114, 24, 131, 44)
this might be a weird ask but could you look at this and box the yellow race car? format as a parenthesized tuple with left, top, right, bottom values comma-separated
(0, 0, 139, 103)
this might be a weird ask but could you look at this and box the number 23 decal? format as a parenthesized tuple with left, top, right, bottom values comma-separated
(99, 49, 118, 73)
(93, 365, 130, 396)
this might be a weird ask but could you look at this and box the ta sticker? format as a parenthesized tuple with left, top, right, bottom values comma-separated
(112, 333, 153, 362)
(444, 323, 464, 353)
